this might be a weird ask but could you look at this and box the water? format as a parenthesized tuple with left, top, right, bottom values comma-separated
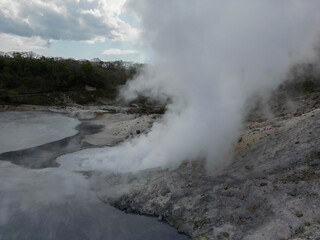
(0, 111, 80, 154)
(0, 111, 188, 240)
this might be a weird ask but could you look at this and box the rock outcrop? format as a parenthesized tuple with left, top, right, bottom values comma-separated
(107, 108, 320, 239)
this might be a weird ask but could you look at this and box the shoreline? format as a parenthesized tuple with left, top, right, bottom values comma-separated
(2, 103, 320, 239)
(0, 107, 188, 239)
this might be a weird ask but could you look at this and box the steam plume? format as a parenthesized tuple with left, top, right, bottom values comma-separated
(86, 1, 320, 172)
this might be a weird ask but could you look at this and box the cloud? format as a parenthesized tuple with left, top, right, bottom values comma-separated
(0, 0, 139, 44)
(102, 48, 138, 55)
(0, 33, 48, 52)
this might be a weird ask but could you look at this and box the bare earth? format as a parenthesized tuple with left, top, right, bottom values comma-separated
(102, 108, 320, 240)
(2, 99, 320, 240)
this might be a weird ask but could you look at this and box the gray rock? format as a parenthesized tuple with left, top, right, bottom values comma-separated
(106, 108, 320, 239)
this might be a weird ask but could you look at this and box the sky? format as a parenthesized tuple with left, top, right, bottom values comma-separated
(0, 0, 149, 62)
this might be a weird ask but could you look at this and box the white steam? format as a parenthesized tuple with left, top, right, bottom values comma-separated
(76, 1, 320, 173)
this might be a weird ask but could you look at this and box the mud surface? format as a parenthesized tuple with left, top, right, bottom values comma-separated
(0, 110, 158, 169)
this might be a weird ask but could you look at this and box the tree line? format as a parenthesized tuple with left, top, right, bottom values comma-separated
(0, 53, 142, 104)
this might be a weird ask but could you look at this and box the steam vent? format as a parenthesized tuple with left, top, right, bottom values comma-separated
(1, 1, 320, 239)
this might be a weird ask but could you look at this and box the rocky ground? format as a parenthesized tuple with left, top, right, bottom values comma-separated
(2, 86, 320, 239)
(96, 92, 320, 240)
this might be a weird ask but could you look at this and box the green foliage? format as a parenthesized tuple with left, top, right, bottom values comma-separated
(0, 54, 142, 104)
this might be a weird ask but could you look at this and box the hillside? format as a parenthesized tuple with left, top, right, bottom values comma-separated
(0, 52, 142, 105)
(1, 52, 320, 239)
(98, 60, 320, 240)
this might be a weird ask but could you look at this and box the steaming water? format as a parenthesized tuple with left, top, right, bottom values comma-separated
(0, 111, 187, 240)
(57, 147, 124, 172)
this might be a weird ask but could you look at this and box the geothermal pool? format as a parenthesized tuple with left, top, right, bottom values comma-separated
(0, 111, 80, 154)
(0, 111, 187, 240)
